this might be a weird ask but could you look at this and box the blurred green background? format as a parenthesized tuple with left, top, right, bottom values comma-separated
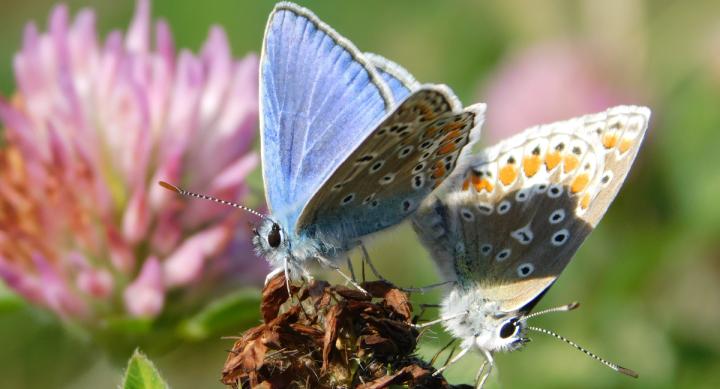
(1, 0, 719, 388)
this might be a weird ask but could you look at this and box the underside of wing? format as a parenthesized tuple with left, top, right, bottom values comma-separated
(260, 3, 393, 227)
(414, 106, 650, 311)
(298, 86, 485, 246)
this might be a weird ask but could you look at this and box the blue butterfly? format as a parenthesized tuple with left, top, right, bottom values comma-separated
(253, 2, 486, 283)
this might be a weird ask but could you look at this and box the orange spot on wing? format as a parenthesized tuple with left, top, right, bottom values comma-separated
(462, 178, 470, 191)
(522, 155, 541, 177)
(438, 143, 456, 155)
(545, 151, 561, 170)
(419, 104, 436, 121)
(563, 155, 579, 173)
(619, 138, 633, 153)
(432, 161, 446, 179)
(499, 165, 518, 186)
(442, 129, 463, 142)
(446, 121, 464, 131)
(580, 193, 591, 209)
(602, 133, 618, 149)
(425, 126, 439, 137)
(571, 173, 590, 193)
(472, 175, 494, 192)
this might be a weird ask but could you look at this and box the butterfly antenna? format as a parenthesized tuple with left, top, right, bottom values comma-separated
(525, 325, 639, 378)
(523, 302, 580, 320)
(158, 181, 267, 220)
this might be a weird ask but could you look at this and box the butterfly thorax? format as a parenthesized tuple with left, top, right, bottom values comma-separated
(441, 287, 527, 353)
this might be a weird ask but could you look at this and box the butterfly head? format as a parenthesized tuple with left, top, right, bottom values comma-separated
(253, 218, 289, 266)
(441, 288, 529, 354)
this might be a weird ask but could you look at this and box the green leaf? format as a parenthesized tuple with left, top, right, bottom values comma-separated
(177, 288, 260, 341)
(122, 349, 169, 389)
(0, 282, 24, 314)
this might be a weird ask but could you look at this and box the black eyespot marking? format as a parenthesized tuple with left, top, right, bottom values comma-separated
(555, 143, 565, 151)
(341, 193, 355, 205)
(412, 174, 424, 189)
(402, 200, 413, 212)
(444, 161, 454, 171)
(268, 223, 281, 248)
(362, 194, 375, 204)
(532, 146, 541, 155)
(496, 249, 511, 261)
(454, 136, 465, 144)
(552, 229, 569, 246)
(413, 163, 426, 173)
(477, 204, 493, 215)
(399, 145, 413, 158)
(332, 183, 343, 190)
(480, 244, 492, 255)
(584, 163, 591, 170)
(376, 129, 386, 137)
(499, 320, 518, 339)
(507, 156, 516, 164)
(549, 209, 565, 224)
(518, 263, 534, 277)
(516, 189, 529, 202)
(498, 200, 511, 214)
(601, 173, 611, 184)
(370, 160, 385, 173)
(548, 185, 563, 198)
(420, 140, 433, 149)
(445, 155, 454, 162)
(572, 146, 582, 155)
(370, 200, 379, 208)
(357, 154, 375, 163)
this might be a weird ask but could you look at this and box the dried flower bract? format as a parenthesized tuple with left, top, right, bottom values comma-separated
(222, 275, 469, 388)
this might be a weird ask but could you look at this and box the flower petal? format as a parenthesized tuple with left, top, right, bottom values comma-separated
(124, 256, 164, 318)
(162, 225, 231, 288)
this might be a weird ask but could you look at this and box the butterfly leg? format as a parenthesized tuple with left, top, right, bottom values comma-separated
(358, 242, 388, 282)
(359, 242, 455, 292)
(345, 255, 357, 282)
(432, 346, 471, 376)
(430, 338, 458, 365)
(264, 267, 284, 285)
(400, 280, 456, 294)
(283, 257, 292, 296)
(475, 348, 494, 389)
(315, 255, 369, 294)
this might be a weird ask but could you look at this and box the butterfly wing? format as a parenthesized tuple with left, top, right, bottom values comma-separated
(365, 53, 420, 101)
(261, 3, 394, 228)
(414, 106, 650, 311)
(297, 86, 485, 245)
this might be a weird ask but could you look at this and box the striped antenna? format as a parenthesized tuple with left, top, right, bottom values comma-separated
(158, 181, 267, 220)
(523, 302, 580, 321)
(526, 325, 639, 378)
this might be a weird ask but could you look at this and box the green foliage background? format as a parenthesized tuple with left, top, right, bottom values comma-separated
(1, 0, 719, 388)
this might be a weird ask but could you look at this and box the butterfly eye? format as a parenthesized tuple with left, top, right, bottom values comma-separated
(499, 319, 519, 339)
(268, 223, 282, 248)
